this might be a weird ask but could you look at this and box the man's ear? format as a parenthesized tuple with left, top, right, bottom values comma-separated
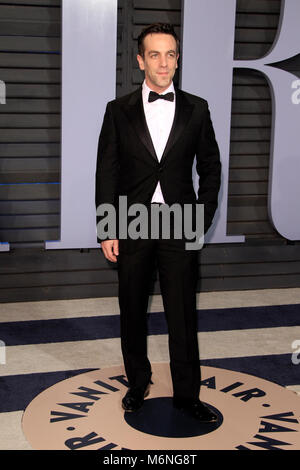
(176, 54, 180, 69)
(137, 54, 145, 71)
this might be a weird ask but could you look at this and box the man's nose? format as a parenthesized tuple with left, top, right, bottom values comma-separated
(159, 56, 168, 67)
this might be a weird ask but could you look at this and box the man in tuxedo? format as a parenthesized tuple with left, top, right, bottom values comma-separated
(96, 23, 221, 422)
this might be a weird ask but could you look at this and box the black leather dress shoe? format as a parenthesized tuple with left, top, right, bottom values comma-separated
(173, 398, 218, 422)
(122, 383, 151, 412)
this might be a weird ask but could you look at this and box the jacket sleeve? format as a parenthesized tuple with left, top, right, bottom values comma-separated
(195, 101, 221, 234)
(95, 102, 120, 243)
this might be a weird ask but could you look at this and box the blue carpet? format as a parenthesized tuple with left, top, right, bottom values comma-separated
(0, 354, 298, 413)
(1, 303, 299, 346)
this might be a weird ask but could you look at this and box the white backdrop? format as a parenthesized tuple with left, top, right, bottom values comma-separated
(40, 0, 300, 250)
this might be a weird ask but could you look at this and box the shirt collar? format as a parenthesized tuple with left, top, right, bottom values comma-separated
(142, 79, 175, 103)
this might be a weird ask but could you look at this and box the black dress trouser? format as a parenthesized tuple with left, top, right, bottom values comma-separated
(117, 217, 201, 400)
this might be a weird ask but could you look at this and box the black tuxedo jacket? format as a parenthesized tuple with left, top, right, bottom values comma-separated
(95, 86, 221, 241)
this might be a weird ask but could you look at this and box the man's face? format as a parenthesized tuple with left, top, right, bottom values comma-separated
(137, 33, 179, 93)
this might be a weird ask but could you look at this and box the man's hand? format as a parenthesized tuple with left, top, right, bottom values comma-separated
(101, 239, 119, 263)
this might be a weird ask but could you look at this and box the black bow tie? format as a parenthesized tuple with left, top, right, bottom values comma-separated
(148, 91, 174, 103)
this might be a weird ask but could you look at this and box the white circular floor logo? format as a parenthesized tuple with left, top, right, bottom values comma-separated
(22, 364, 300, 450)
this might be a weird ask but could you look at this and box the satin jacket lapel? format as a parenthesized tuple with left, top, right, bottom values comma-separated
(121, 86, 195, 165)
(121, 87, 158, 163)
(160, 88, 194, 164)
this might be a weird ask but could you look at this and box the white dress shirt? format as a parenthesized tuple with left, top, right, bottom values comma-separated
(142, 80, 176, 203)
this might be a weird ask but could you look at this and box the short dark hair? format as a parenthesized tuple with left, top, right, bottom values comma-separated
(137, 23, 180, 57)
